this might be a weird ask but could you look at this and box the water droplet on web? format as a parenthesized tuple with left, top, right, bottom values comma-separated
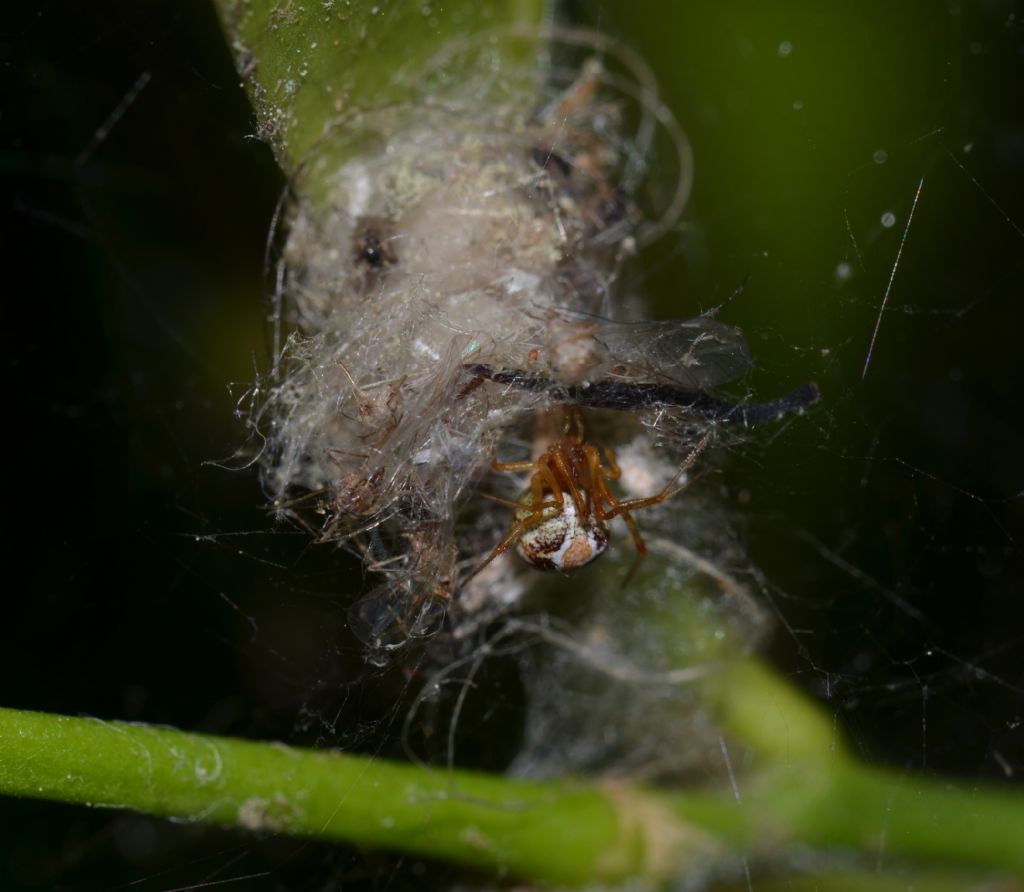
(881, 211, 897, 228)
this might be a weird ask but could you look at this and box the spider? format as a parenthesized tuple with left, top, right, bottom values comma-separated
(467, 413, 710, 583)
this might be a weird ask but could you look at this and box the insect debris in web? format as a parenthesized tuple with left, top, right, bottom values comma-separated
(464, 314, 820, 426)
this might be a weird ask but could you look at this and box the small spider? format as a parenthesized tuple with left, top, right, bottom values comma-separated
(467, 413, 709, 583)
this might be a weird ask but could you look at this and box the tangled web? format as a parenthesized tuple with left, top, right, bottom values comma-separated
(11, 3, 1023, 889)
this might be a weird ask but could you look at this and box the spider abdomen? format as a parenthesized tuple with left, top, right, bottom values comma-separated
(513, 493, 610, 572)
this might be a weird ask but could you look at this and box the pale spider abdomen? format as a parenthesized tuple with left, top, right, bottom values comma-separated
(512, 490, 610, 572)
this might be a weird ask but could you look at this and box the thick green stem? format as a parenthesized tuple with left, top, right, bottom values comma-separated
(3, 705, 1023, 884)
(795, 760, 1024, 876)
(212, 0, 545, 195)
(669, 661, 1024, 877)
(0, 706, 704, 886)
(664, 757, 1024, 877)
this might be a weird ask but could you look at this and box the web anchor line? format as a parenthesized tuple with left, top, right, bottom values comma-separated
(463, 364, 820, 426)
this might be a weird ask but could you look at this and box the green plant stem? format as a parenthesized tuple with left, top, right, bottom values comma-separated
(0, 706, 690, 886)
(797, 760, 1024, 876)
(655, 597, 1024, 876)
(212, 0, 544, 194)
(702, 657, 847, 763)
(712, 867, 1022, 892)
(3, 704, 1023, 884)
(668, 755, 1024, 876)
(675, 653, 1024, 876)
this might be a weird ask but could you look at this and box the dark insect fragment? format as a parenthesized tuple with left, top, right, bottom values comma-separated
(355, 224, 396, 269)
(463, 364, 819, 426)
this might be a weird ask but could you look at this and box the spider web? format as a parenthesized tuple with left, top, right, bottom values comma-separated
(3, 1, 1023, 890)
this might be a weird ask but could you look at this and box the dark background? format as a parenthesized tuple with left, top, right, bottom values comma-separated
(3, 1, 1023, 888)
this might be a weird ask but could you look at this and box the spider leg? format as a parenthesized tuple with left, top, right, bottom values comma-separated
(585, 463, 648, 585)
(479, 492, 520, 509)
(462, 501, 554, 585)
(604, 430, 712, 517)
(489, 454, 565, 524)
(619, 509, 647, 587)
(461, 524, 523, 584)
(582, 442, 612, 495)
(534, 461, 558, 499)
(597, 440, 622, 480)
(468, 451, 568, 582)
(588, 456, 622, 520)
(492, 458, 536, 472)
(550, 444, 588, 517)
(604, 479, 689, 516)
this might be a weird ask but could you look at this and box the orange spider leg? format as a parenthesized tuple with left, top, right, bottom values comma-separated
(619, 509, 647, 557)
(584, 465, 649, 584)
(478, 492, 520, 509)
(549, 443, 589, 518)
(481, 489, 563, 518)
(465, 463, 564, 583)
(582, 443, 613, 497)
(489, 454, 563, 526)
(618, 509, 648, 587)
(492, 458, 536, 472)
(597, 440, 622, 480)
(602, 475, 690, 517)
(463, 510, 550, 584)
(527, 461, 565, 524)
(587, 458, 622, 521)
(603, 431, 712, 519)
